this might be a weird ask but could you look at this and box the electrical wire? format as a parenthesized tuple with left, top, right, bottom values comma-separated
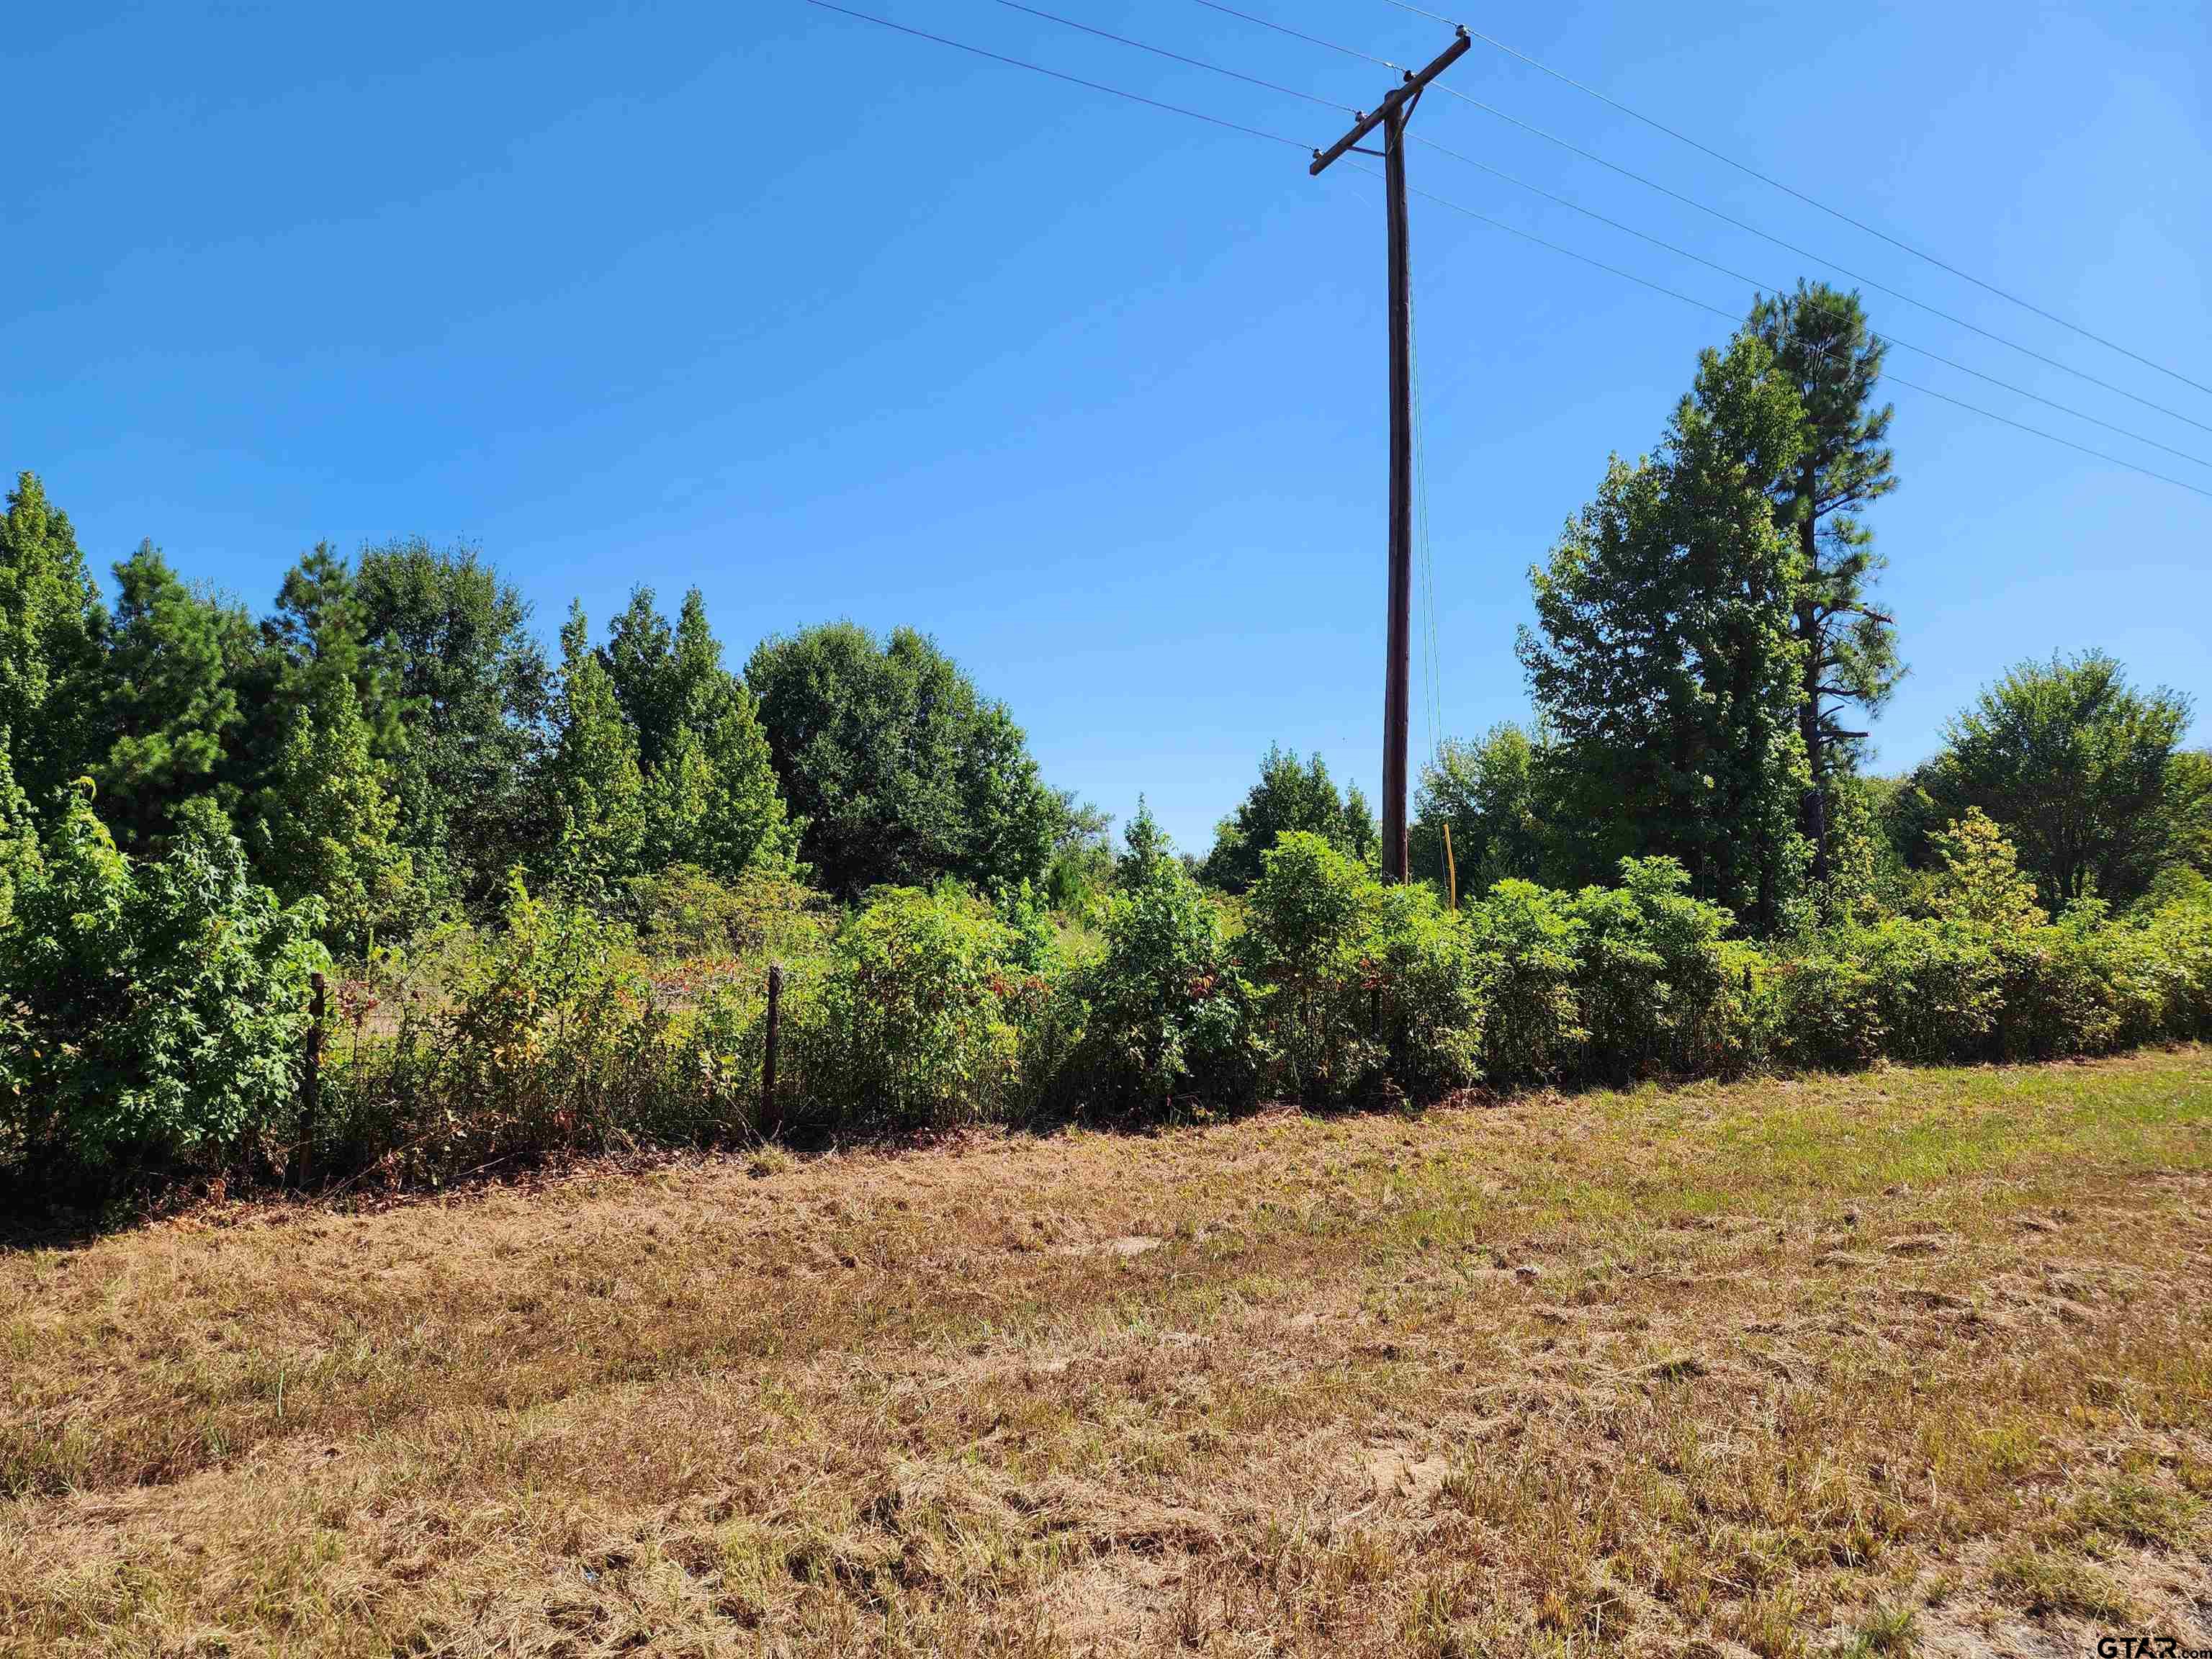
(804, 1, 1314, 150)
(1368, 0, 2212, 399)
(813, 0, 2208, 500)
(1367, 169, 2212, 500)
(1187, 0, 1403, 71)
(1409, 92, 2212, 439)
(1190, 0, 2212, 436)
(989, 0, 1354, 112)
(1408, 138, 2212, 470)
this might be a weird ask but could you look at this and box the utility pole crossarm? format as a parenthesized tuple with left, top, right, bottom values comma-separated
(1308, 30, 1468, 176)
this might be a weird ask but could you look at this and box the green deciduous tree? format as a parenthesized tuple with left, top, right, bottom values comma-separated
(1200, 744, 1376, 894)
(1409, 723, 1554, 901)
(1925, 807, 2046, 932)
(746, 621, 1059, 897)
(353, 538, 552, 898)
(89, 542, 243, 852)
(1518, 330, 1810, 929)
(1748, 283, 1901, 886)
(1910, 651, 2192, 911)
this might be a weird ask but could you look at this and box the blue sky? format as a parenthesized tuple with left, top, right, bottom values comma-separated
(4, 1, 2205, 856)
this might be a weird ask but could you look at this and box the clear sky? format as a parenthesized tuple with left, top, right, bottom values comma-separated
(4, 1, 2206, 855)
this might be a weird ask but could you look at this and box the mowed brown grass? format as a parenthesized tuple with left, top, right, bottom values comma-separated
(5, 1051, 2212, 1658)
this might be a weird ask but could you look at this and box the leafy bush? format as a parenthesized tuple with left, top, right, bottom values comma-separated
(1238, 832, 1385, 1102)
(0, 790, 326, 1182)
(1990, 902, 2169, 1062)
(2141, 891, 2212, 1038)
(1366, 880, 1485, 1098)
(792, 883, 1065, 1130)
(1567, 857, 1735, 1082)
(1768, 945, 1885, 1071)
(14, 788, 2212, 1203)
(1714, 940, 1778, 1076)
(1842, 916, 2001, 1064)
(1466, 878, 1586, 1087)
(1074, 845, 1257, 1112)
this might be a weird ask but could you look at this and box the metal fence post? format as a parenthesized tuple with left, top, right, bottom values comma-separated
(300, 970, 327, 1187)
(760, 963, 783, 1134)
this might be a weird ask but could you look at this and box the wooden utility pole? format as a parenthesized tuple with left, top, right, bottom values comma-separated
(1310, 29, 1469, 884)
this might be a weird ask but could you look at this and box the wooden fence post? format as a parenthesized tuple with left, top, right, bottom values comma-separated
(760, 963, 783, 1134)
(300, 970, 327, 1187)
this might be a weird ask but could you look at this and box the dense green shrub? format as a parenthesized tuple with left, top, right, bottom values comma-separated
(2141, 894, 2212, 1038)
(0, 789, 326, 1182)
(1768, 945, 1885, 1071)
(1466, 878, 1586, 1087)
(1566, 858, 1735, 1082)
(1073, 844, 1257, 1112)
(1713, 940, 1777, 1076)
(1990, 903, 2164, 1062)
(11, 797, 2212, 1203)
(1238, 832, 1386, 1102)
(1841, 916, 2001, 1064)
(1366, 880, 1485, 1099)
(792, 883, 1066, 1130)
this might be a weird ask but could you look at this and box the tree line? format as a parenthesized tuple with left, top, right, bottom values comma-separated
(0, 485, 1107, 951)
(1197, 282, 2207, 927)
(3, 280, 2198, 950)
(2, 276, 2208, 1200)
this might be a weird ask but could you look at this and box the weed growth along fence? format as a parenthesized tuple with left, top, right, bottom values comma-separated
(5, 813, 2212, 1201)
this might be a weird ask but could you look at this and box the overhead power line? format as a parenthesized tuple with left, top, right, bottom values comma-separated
(1361, 170, 2212, 501)
(1187, 0, 1400, 72)
(816, 0, 2207, 500)
(1369, 0, 2212, 400)
(989, 0, 1353, 112)
(804, 1, 1313, 150)
(1184, 1, 2212, 439)
(1408, 138, 2212, 471)
(1408, 90, 2212, 440)
(1158, 0, 2212, 461)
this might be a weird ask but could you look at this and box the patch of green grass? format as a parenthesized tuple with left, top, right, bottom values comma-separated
(1835, 1601, 1919, 1657)
(1991, 1546, 2135, 1622)
(2064, 1475, 2201, 1552)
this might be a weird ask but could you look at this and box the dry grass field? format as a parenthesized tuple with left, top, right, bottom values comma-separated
(5, 1049, 2212, 1658)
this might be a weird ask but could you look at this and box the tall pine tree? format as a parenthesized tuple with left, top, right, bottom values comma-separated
(549, 602, 647, 888)
(0, 472, 106, 804)
(1519, 331, 1811, 929)
(255, 597, 418, 957)
(91, 542, 241, 851)
(603, 586, 794, 879)
(1748, 282, 1900, 889)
